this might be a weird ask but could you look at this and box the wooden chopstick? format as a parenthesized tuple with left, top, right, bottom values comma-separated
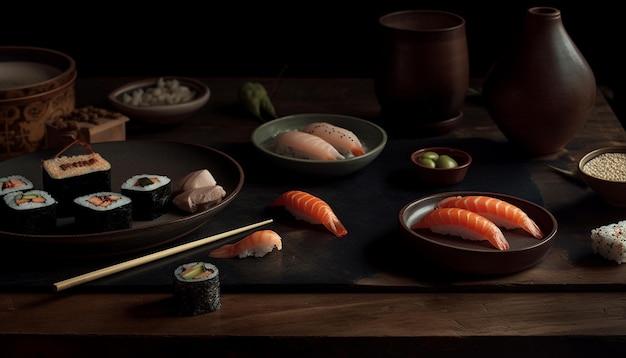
(53, 218, 274, 292)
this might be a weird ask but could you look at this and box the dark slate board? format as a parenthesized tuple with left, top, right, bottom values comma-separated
(0, 138, 543, 293)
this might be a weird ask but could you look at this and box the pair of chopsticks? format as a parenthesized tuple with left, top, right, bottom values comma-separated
(53, 218, 273, 292)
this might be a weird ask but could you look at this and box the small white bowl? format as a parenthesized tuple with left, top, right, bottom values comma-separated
(251, 113, 387, 177)
(107, 77, 210, 125)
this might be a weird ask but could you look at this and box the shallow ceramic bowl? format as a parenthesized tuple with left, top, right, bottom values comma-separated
(251, 113, 387, 177)
(410, 146, 472, 185)
(578, 146, 626, 207)
(107, 77, 210, 125)
(399, 191, 558, 275)
(0, 46, 76, 100)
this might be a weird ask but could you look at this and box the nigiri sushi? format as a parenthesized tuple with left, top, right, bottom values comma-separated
(300, 122, 365, 156)
(273, 131, 345, 160)
(436, 195, 544, 239)
(208, 229, 283, 258)
(269, 190, 347, 237)
(412, 207, 510, 250)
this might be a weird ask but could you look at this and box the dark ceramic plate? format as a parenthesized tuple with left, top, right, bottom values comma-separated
(399, 191, 558, 275)
(0, 141, 244, 257)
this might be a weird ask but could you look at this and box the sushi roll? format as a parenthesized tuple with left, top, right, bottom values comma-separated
(72, 192, 132, 233)
(2, 190, 57, 234)
(173, 262, 221, 316)
(0, 175, 34, 197)
(121, 174, 171, 220)
(42, 140, 112, 217)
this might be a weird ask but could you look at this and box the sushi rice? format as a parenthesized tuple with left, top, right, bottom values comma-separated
(121, 174, 171, 192)
(3, 189, 57, 210)
(73, 191, 132, 211)
(0, 175, 34, 197)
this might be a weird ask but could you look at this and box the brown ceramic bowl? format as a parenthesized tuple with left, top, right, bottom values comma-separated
(0, 46, 76, 100)
(578, 146, 626, 207)
(0, 65, 76, 161)
(410, 146, 472, 185)
(399, 191, 558, 275)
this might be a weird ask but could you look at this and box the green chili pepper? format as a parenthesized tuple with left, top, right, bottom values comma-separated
(238, 82, 277, 122)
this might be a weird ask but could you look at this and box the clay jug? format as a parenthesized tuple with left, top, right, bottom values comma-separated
(374, 10, 469, 137)
(483, 7, 596, 156)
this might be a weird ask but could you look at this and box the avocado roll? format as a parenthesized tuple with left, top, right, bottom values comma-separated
(2, 190, 57, 234)
(173, 262, 221, 316)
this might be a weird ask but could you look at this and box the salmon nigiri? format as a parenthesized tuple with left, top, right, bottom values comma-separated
(436, 195, 544, 239)
(300, 122, 365, 156)
(208, 230, 283, 258)
(269, 190, 347, 237)
(273, 131, 345, 160)
(412, 207, 510, 250)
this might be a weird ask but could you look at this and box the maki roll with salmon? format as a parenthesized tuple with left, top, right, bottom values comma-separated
(2, 190, 57, 234)
(173, 262, 221, 316)
(0, 175, 34, 197)
(42, 140, 111, 217)
(121, 174, 171, 220)
(72, 192, 132, 233)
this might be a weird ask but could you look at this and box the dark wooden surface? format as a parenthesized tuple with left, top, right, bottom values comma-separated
(1, 77, 626, 357)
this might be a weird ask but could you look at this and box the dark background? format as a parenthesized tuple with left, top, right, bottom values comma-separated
(2, 2, 623, 117)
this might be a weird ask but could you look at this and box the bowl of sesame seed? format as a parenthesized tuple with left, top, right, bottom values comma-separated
(578, 145, 626, 207)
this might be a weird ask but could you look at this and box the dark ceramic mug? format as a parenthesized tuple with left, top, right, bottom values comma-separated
(374, 10, 469, 137)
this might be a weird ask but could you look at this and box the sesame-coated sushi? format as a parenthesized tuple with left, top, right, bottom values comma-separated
(41, 140, 112, 217)
(591, 220, 626, 263)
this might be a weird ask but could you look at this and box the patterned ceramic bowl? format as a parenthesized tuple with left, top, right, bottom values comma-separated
(0, 48, 76, 160)
(0, 46, 76, 100)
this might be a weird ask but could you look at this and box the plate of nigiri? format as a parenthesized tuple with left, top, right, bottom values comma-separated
(251, 113, 387, 177)
(399, 191, 558, 275)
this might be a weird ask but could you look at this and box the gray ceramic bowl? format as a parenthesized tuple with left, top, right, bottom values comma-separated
(107, 77, 210, 125)
(399, 191, 558, 275)
(578, 145, 626, 207)
(251, 113, 387, 177)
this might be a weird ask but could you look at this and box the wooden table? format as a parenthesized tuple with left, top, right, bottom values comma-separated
(1, 78, 626, 357)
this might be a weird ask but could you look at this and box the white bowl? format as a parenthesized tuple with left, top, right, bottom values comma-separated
(107, 77, 210, 125)
(251, 113, 388, 177)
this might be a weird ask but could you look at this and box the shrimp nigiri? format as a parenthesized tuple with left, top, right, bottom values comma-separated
(436, 195, 544, 239)
(300, 122, 365, 156)
(269, 190, 347, 237)
(208, 230, 283, 258)
(273, 130, 345, 160)
(412, 207, 510, 250)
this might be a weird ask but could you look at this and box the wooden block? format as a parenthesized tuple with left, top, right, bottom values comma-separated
(45, 106, 129, 149)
